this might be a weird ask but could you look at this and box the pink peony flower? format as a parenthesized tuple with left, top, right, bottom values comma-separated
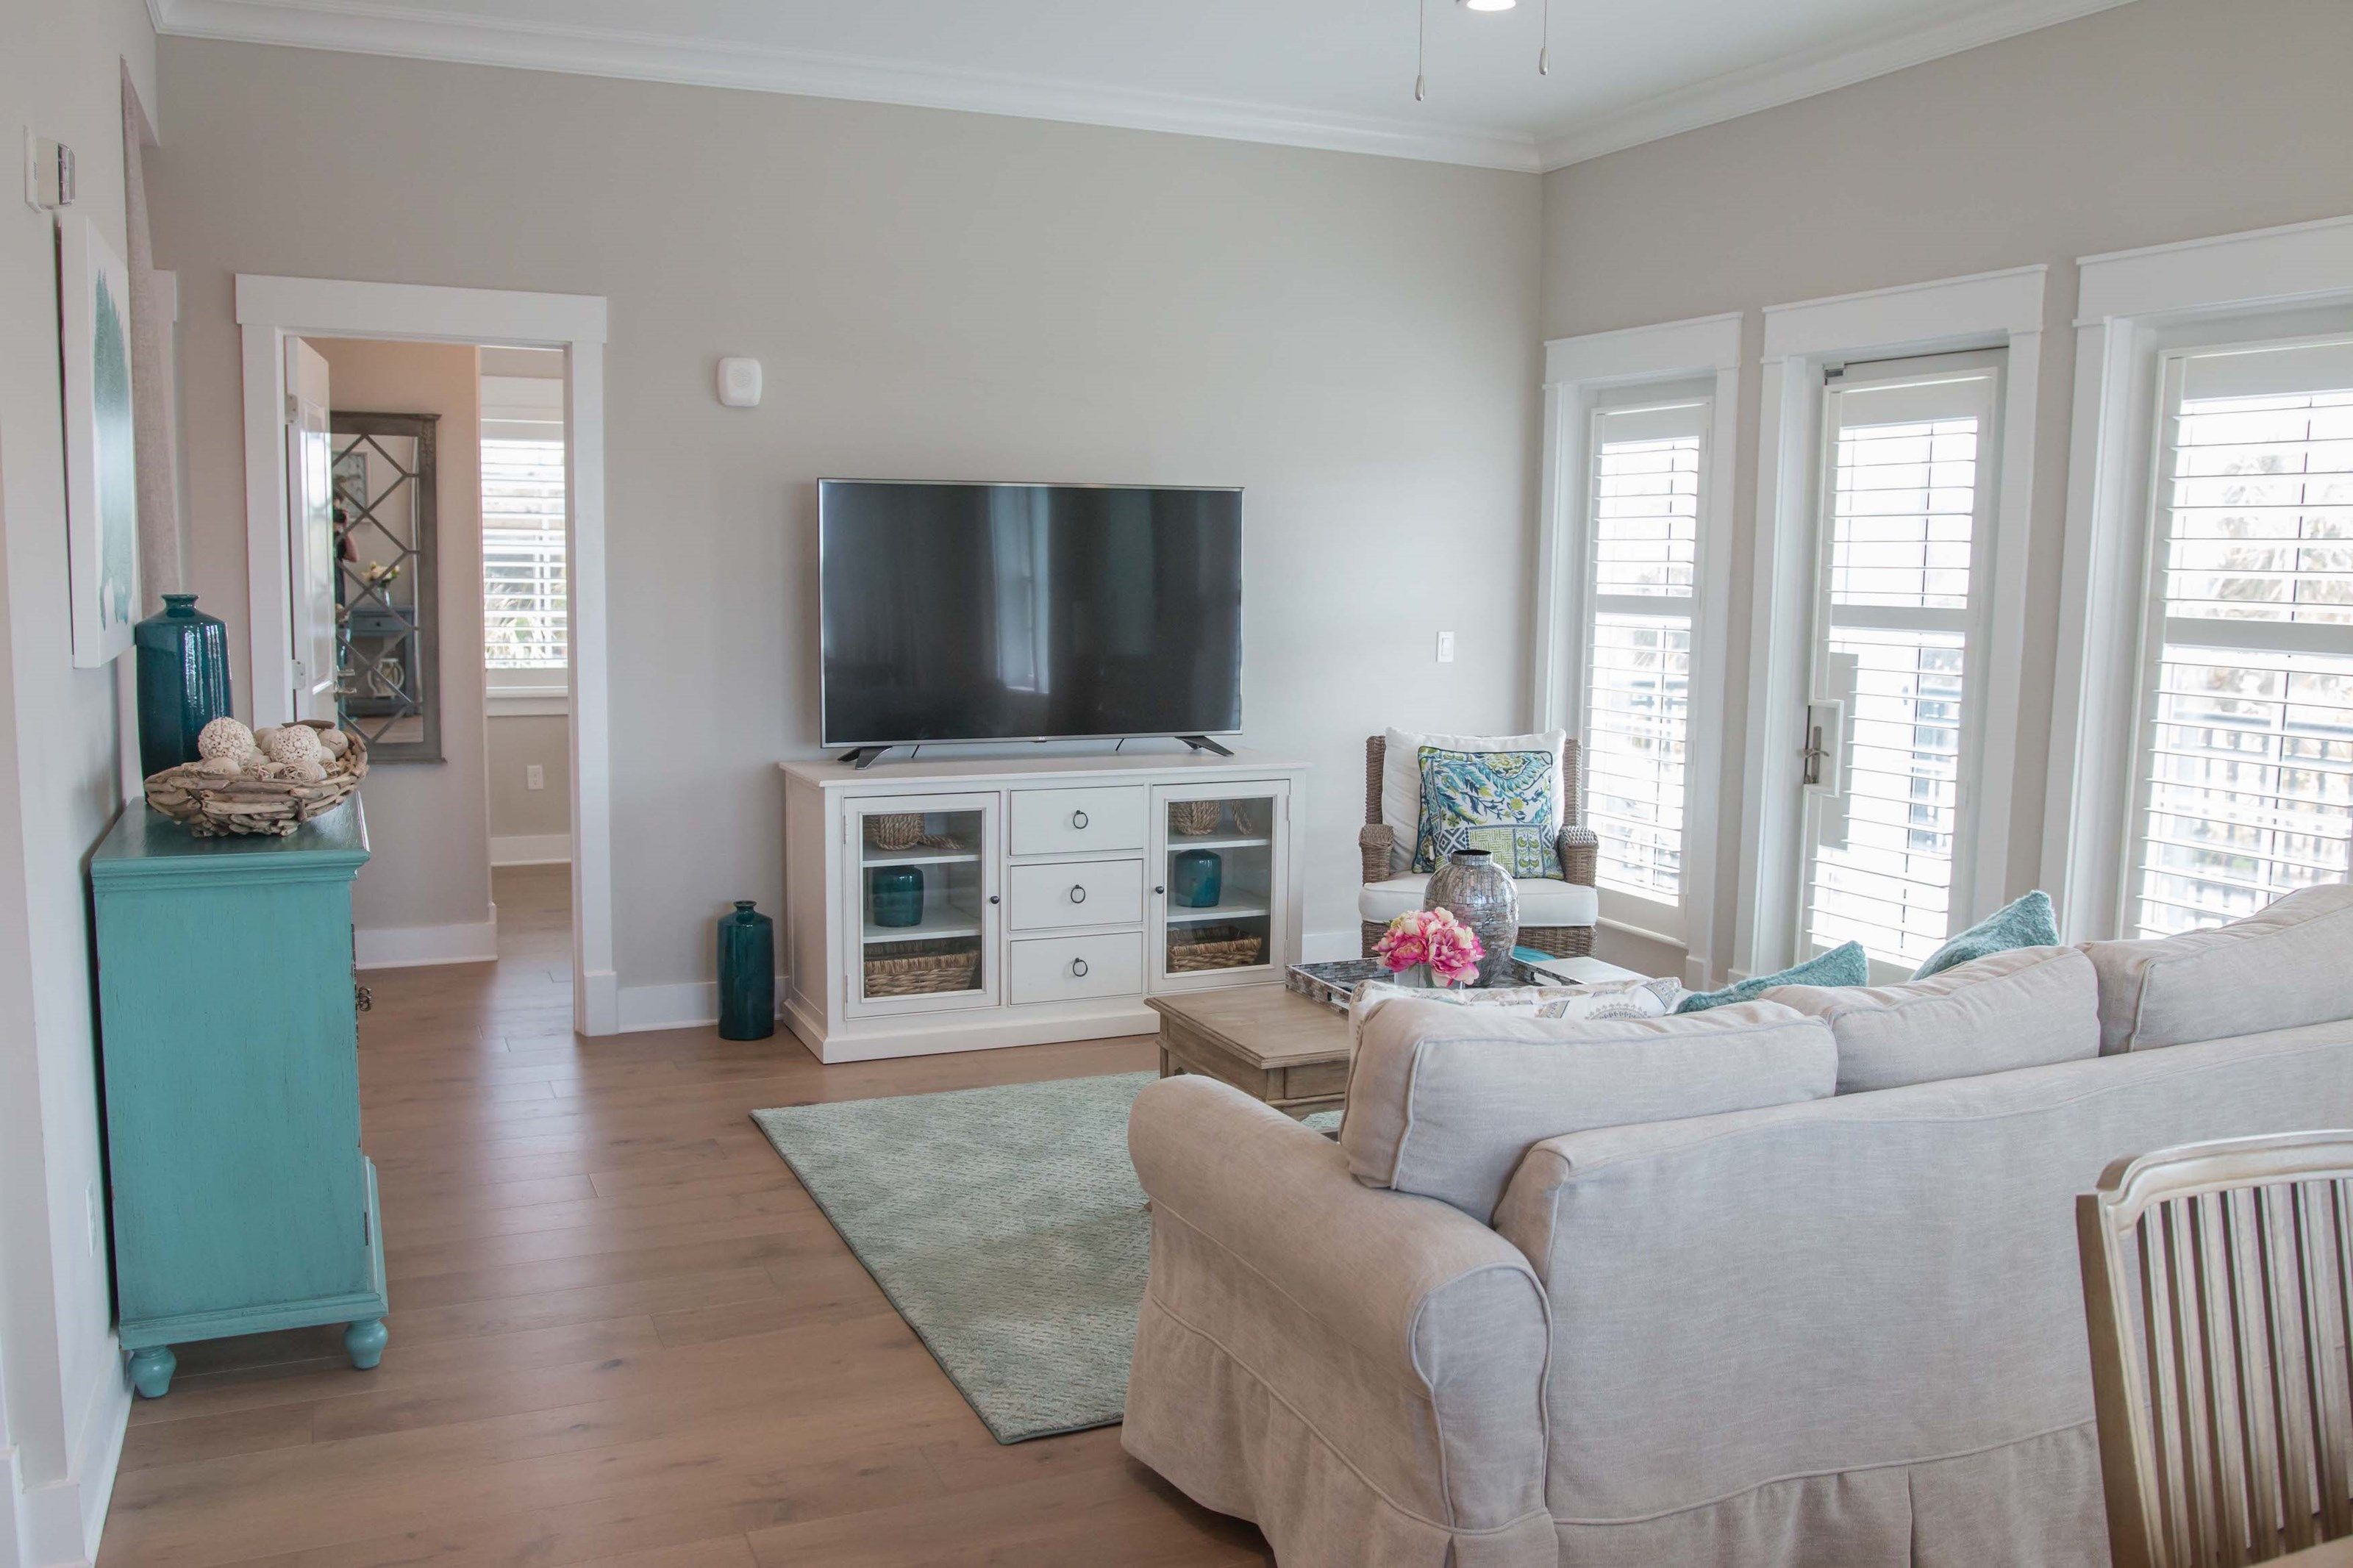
(1377, 908, 1485, 984)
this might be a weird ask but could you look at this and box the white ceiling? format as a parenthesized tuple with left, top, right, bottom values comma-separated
(149, 0, 2140, 171)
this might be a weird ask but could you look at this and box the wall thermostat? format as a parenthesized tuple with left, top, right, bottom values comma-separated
(716, 357, 762, 409)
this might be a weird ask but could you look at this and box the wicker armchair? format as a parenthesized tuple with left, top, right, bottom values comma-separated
(1359, 734, 1599, 959)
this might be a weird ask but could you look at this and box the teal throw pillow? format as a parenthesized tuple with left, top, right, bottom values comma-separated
(1413, 746, 1561, 878)
(1677, 942, 1868, 1014)
(1909, 890, 2059, 979)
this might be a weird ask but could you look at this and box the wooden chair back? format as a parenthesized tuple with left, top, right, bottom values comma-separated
(2079, 1132, 2353, 1568)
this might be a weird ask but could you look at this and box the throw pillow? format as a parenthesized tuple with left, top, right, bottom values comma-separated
(2085, 884, 2353, 1053)
(1677, 941, 1868, 1014)
(1765, 945, 2099, 1094)
(1909, 890, 2059, 979)
(1349, 974, 1684, 1041)
(1380, 728, 1564, 873)
(1413, 745, 1563, 878)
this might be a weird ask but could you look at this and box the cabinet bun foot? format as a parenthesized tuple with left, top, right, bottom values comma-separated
(344, 1317, 388, 1370)
(128, 1345, 176, 1399)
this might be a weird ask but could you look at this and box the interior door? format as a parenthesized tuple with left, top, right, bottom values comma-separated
(1796, 354, 2002, 978)
(285, 338, 340, 721)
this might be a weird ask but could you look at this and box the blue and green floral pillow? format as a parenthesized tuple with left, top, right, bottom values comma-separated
(1413, 746, 1561, 878)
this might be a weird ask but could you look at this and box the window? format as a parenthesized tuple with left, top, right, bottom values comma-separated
(1800, 357, 2000, 970)
(1582, 402, 1702, 906)
(480, 371, 566, 696)
(2127, 338, 2353, 939)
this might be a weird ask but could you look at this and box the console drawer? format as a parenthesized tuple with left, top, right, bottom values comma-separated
(1008, 933, 1146, 1005)
(1007, 857, 1144, 931)
(1009, 786, 1146, 856)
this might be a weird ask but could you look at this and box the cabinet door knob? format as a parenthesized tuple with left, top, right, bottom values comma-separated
(1069, 884, 1088, 904)
(1154, 885, 1165, 895)
(988, 894, 1001, 905)
(1071, 809, 1089, 829)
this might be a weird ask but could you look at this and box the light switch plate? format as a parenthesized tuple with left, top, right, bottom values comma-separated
(1435, 631, 1455, 664)
(716, 356, 762, 408)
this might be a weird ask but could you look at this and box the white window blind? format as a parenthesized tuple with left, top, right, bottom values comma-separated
(2129, 338, 2353, 939)
(1584, 402, 1702, 906)
(1802, 365, 1998, 969)
(479, 373, 567, 676)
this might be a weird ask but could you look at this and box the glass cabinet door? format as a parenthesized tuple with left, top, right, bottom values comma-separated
(1153, 784, 1285, 987)
(848, 794, 999, 1014)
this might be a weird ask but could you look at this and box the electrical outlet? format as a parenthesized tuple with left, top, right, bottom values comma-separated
(1435, 631, 1456, 664)
(525, 764, 545, 791)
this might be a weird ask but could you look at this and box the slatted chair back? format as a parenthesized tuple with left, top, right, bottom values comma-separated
(2079, 1132, 2353, 1568)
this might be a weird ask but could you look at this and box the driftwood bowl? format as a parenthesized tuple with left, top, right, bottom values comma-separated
(143, 720, 369, 837)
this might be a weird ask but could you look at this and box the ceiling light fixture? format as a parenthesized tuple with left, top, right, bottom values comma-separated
(1458, 0, 1517, 10)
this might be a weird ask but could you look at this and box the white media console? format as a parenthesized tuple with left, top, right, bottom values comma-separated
(779, 750, 1308, 1062)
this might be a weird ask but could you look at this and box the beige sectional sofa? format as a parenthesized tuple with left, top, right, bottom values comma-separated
(1122, 886, 2353, 1568)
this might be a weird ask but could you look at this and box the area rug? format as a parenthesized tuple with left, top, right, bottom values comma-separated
(751, 1071, 1333, 1443)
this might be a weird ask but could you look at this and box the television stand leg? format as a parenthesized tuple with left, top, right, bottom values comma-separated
(841, 747, 890, 770)
(1175, 735, 1233, 757)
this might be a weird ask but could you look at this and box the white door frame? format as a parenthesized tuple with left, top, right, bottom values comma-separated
(1732, 265, 2045, 981)
(236, 274, 620, 1035)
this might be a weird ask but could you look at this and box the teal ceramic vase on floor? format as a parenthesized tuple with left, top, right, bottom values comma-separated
(717, 901, 776, 1040)
(869, 866, 924, 928)
(133, 594, 233, 777)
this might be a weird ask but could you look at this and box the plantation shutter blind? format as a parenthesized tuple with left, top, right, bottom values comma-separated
(1584, 401, 1704, 914)
(2129, 338, 2353, 939)
(1801, 367, 1998, 970)
(480, 376, 566, 676)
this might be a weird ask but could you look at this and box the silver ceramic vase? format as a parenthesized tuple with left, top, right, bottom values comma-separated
(1424, 848, 1518, 988)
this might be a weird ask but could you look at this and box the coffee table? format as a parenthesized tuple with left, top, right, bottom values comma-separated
(1149, 987, 1353, 1120)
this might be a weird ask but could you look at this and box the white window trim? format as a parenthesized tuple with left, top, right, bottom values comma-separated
(1732, 265, 2045, 981)
(1538, 311, 1740, 989)
(237, 274, 619, 1035)
(2040, 213, 2353, 942)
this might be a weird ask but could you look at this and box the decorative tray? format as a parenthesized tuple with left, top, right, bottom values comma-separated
(1285, 956, 1557, 1013)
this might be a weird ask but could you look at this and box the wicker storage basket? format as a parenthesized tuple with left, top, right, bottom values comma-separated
(1168, 926, 1265, 973)
(866, 813, 924, 851)
(1169, 801, 1222, 837)
(142, 722, 369, 837)
(863, 939, 981, 998)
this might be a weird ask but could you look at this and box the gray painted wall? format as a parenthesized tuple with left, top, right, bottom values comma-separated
(488, 715, 571, 842)
(1540, 0, 2353, 977)
(151, 39, 1546, 1000)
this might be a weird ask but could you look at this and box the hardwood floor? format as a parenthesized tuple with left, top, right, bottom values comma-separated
(100, 863, 1272, 1567)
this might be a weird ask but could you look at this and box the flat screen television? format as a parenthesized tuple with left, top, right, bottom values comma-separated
(818, 480, 1243, 748)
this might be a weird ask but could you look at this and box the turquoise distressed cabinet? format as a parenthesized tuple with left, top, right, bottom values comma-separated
(90, 800, 386, 1398)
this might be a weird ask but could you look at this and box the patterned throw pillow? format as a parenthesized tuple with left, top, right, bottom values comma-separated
(1413, 746, 1562, 878)
(1349, 975, 1685, 1044)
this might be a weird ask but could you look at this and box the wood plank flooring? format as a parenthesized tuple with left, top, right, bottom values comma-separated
(99, 864, 1271, 1568)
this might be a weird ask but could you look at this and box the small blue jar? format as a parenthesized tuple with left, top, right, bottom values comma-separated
(1170, 849, 1223, 909)
(869, 866, 925, 928)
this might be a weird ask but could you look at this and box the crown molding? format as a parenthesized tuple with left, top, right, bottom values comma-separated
(1534, 0, 2140, 168)
(150, 0, 1546, 172)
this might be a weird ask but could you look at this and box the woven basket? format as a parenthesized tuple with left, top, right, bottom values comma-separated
(143, 722, 369, 837)
(1168, 928, 1265, 973)
(1170, 801, 1222, 837)
(867, 813, 924, 851)
(863, 939, 981, 998)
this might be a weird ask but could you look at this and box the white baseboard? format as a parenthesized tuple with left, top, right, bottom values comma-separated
(354, 906, 499, 969)
(615, 975, 789, 1034)
(490, 833, 571, 867)
(13, 1355, 129, 1568)
(1302, 928, 1360, 962)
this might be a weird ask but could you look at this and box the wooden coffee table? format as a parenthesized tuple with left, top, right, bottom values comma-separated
(1150, 986, 1353, 1119)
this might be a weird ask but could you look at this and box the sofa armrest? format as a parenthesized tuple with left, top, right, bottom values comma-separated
(1360, 821, 1398, 885)
(1557, 824, 1598, 887)
(1126, 1075, 1549, 1533)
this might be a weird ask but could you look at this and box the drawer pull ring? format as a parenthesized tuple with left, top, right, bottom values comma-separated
(1069, 885, 1088, 904)
(1072, 958, 1090, 978)
(1071, 809, 1089, 829)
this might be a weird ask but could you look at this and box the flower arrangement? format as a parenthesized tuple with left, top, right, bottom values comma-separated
(1374, 906, 1486, 987)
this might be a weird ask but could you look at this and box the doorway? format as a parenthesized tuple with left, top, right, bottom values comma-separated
(236, 276, 616, 1035)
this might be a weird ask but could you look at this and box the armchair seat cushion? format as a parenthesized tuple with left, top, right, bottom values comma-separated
(1359, 874, 1597, 929)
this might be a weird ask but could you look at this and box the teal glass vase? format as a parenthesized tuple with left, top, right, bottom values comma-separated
(134, 594, 233, 777)
(1171, 849, 1223, 909)
(869, 866, 924, 928)
(716, 901, 776, 1041)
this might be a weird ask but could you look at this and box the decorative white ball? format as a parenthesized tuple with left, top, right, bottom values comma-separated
(285, 759, 327, 784)
(193, 755, 242, 777)
(263, 726, 325, 764)
(251, 726, 282, 752)
(197, 717, 256, 762)
(239, 756, 276, 778)
(316, 728, 351, 758)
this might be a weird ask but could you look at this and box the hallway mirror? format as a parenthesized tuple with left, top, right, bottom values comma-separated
(332, 411, 440, 761)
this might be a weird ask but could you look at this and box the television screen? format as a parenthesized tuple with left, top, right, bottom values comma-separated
(818, 481, 1243, 747)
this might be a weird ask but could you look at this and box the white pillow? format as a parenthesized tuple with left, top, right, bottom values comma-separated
(2085, 884, 2353, 1053)
(1764, 945, 2099, 1093)
(1346, 975, 1685, 1048)
(1380, 728, 1566, 872)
